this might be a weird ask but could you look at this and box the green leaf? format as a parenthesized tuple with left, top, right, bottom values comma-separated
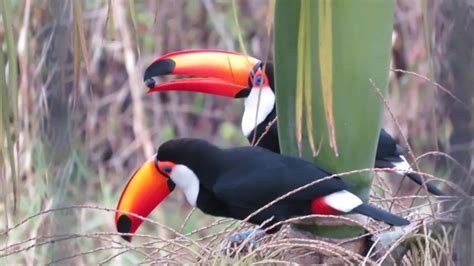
(275, 0, 394, 237)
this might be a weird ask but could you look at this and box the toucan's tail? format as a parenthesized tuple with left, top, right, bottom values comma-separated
(352, 204, 409, 226)
(405, 172, 444, 196)
(375, 159, 444, 196)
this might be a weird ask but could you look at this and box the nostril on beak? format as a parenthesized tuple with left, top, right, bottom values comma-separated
(145, 78, 156, 88)
(117, 215, 133, 242)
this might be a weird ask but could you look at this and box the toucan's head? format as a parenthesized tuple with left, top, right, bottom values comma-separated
(115, 139, 215, 242)
(143, 50, 274, 98)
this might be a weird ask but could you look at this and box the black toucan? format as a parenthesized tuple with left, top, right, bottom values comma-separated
(116, 138, 409, 241)
(143, 50, 443, 196)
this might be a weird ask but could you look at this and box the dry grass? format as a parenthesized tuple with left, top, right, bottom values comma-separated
(0, 166, 460, 264)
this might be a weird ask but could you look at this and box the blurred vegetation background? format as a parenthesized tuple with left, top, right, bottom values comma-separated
(0, 0, 472, 264)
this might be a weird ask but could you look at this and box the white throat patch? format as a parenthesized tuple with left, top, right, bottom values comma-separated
(169, 164, 200, 206)
(241, 87, 275, 137)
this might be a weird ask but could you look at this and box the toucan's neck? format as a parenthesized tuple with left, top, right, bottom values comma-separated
(241, 87, 276, 137)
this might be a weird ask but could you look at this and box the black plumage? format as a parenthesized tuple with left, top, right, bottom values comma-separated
(156, 138, 408, 230)
(245, 65, 442, 196)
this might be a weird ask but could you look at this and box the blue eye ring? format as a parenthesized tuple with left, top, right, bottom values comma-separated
(254, 75, 263, 86)
(163, 166, 172, 173)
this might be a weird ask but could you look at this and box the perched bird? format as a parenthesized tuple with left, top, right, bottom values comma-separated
(116, 138, 409, 242)
(143, 50, 443, 195)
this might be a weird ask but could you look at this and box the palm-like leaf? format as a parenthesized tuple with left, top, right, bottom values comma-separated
(274, 0, 394, 236)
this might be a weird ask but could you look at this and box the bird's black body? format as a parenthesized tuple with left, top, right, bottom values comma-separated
(157, 138, 408, 230)
(250, 115, 406, 165)
(374, 131, 443, 195)
(248, 67, 399, 160)
(376, 129, 405, 161)
(246, 65, 442, 195)
(157, 139, 346, 230)
(249, 105, 442, 196)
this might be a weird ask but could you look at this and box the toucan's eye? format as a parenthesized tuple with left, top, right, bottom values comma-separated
(163, 166, 172, 173)
(254, 75, 263, 86)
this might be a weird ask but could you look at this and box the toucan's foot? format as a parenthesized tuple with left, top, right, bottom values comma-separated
(224, 228, 265, 255)
(230, 228, 265, 242)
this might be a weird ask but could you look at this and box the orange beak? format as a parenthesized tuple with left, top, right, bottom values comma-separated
(115, 159, 174, 242)
(143, 50, 261, 98)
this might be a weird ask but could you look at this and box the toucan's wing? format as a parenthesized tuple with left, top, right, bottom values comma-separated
(212, 151, 349, 209)
(376, 129, 406, 160)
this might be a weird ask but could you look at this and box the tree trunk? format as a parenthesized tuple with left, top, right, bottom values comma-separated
(433, 1, 474, 265)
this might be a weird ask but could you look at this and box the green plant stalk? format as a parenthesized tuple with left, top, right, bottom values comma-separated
(73, 0, 91, 75)
(275, 0, 394, 238)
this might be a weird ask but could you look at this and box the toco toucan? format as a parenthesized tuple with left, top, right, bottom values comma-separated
(116, 138, 409, 241)
(143, 50, 443, 196)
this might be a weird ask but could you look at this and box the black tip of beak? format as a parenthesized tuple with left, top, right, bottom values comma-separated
(143, 59, 176, 82)
(117, 215, 132, 242)
(235, 88, 251, 98)
(145, 78, 155, 88)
